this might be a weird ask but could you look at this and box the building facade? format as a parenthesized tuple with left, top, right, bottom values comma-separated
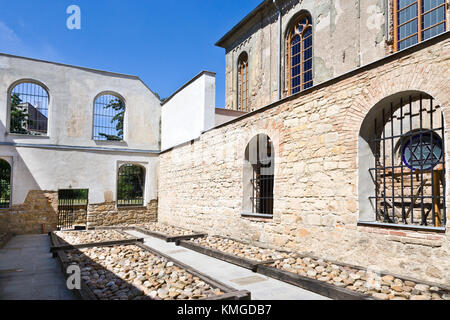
(0, 0, 449, 287)
(159, 1, 450, 285)
(0, 54, 161, 234)
(218, 0, 448, 112)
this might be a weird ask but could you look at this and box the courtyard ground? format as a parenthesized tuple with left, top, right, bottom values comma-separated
(0, 232, 328, 300)
(0, 235, 76, 300)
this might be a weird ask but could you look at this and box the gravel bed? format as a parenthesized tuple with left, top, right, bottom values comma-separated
(188, 236, 292, 262)
(66, 245, 224, 300)
(271, 256, 450, 300)
(135, 223, 198, 237)
(55, 230, 134, 245)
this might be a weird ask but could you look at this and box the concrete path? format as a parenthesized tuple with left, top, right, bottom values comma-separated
(0, 235, 77, 300)
(125, 230, 329, 300)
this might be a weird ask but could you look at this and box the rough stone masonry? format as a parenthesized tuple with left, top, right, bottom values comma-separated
(158, 35, 450, 285)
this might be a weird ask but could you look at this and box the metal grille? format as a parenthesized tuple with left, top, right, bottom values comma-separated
(395, 0, 447, 51)
(289, 15, 313, 95)
(0, 160, 11, 209)
(10, 82, 49, 135)
(238, 53, 249, 112)
(249, 136, 274, 215)
(117, 164, 145, 207)
(369, 94, 446, 227)
(93, 94, 125, 141)
(58, 189, 88, 230)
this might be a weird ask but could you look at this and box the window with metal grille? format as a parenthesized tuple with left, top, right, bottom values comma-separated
(10, 82, 49, 135)
(0, 160, 11, 209)
(57, 189, 88, 230)
(238, 52, 249, 112)
(246, 134, 274, 216)
(93, 93, 125, 141)
(367, 94, 446, 228)
(394, 0, 447, 51)
(117, 164, 145, 207)
(288, 14, 313, 95)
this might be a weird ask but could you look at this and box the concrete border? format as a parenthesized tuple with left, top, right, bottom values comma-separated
(50, 232, 250, 301)
(256, 264, 375, 300)
(176, 239, 272, 272)
(93, 226, 207, 243)
(136, 242, 251, 301)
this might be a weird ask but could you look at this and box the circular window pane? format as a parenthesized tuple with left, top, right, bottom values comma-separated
(402, 132, 443, 171)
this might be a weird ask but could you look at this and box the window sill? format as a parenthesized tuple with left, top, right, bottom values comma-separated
(358, 221, 446, 233)
(7, 133, 50, 139)
(94, 140, 126, 146)
(241, 213, 273, 219)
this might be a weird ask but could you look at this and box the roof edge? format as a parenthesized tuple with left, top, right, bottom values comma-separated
(0, 52, 162, 103)
(161, 70, 216, 106)
(215, 0, 269, 48)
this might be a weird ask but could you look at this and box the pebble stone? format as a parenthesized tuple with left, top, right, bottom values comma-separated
(134, 223, 196, 237)
(189, 236, 292, 262)
(65, 244, 224, 300)
(56, 230, 133, 245)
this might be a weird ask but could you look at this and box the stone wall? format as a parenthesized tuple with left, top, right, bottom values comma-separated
(159, 35, 450, 285)
(0, 190, 58, 235)
(87, 200, 158, 228)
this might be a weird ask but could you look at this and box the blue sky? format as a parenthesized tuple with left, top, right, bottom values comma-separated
(0, 0, 262, 107)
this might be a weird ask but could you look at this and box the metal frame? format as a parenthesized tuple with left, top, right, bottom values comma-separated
(287, 14, 313, 95)
(117, 164, 145, 207)
(394, 0, 447, 51)
(0, 159, 11, 209)
(237, 52, 249, 112)
(93, 93, 125, 141)
(57, 189, 89, 230)
(9, 81, 49, 135)
(369, 94, 446, 228)
(249, 135, 274, 216)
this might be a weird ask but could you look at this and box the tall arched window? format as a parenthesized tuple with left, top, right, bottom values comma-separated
(0, 160, 11, 209)
(243, 134, 275, 217)
(93, 93, 125, 141)
(359, 92, 446, 228)
(288, 14, 313, 95)
(117, 164, 145, 207)
(10, 81, 49, 135)
(238, 53, 249, 112)
(394, 0, 447, 51)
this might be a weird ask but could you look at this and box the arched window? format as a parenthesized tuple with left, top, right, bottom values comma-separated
(394, 0, 447, 51)
(10, 82, 49, 135)
(288, 14, 313, 95)
(0, 160, 11, 209)
(93, 93, 125, 141)
(238, 53, 249, 112)
(243, 134, 275, 216)
(117, 164, 145, 207)
(359, 92, 446, 228)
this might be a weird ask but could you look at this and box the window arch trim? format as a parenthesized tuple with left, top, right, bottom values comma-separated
(116, 163, 146, 207)
(7, 79, 50, 136)
(93, 91, 126, 142)
(286, 13, 313, 95)
(237, 52, 249, 112)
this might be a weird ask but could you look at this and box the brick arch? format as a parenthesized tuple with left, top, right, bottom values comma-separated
(343, 62, 450, 140)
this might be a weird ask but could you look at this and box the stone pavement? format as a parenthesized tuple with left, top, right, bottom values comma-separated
(125, 230, 329, 300)
(0, 235, 77, 300)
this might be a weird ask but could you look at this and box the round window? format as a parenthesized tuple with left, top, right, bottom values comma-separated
(402, 132, 443, 171)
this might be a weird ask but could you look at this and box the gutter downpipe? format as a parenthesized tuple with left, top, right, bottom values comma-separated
(273, 0, 282, 101)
